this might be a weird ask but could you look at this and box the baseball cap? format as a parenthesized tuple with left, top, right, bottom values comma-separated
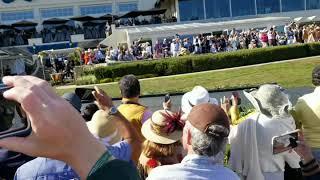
(187, 103, 230, 134)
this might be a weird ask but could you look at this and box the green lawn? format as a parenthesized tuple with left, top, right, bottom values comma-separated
(56, 57, 320, 98)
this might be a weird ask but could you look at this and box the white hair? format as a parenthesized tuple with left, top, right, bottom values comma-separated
(186, 121, 228, 157)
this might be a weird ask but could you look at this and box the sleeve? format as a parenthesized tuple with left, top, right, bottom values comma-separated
(284, 151, 301, 169)
(87, 153, 140, 180)
(300, 159, 320, 179)
(141, 109, 153, 124)
(290, 99, 302, 129)
(108, 141, 132, 162)
(229, 106, 240, 125)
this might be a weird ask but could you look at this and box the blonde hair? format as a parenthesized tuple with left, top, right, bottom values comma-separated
(143, 140, 181, 158)
(138, 140, 182, 179)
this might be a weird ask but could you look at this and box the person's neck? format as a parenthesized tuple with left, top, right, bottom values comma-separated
(122, 97, 139, 103)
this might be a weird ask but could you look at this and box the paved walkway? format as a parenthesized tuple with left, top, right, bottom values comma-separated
(56, 55, 320, 90)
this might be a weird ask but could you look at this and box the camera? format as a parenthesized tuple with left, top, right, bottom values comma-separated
(0, 85, 31, 139)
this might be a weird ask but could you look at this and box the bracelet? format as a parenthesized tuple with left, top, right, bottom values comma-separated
(300, 158, 316, 168)
(302, 164, 319, 173)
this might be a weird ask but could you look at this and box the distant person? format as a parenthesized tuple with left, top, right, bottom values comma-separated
(117, 75, 152, 161)
(147, 104, 239, 180)
(291, 65, 320, 161)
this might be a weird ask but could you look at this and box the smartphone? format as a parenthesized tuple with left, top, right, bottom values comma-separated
(75, 88, 95, 103)
(229, 92, 241, 106)
(0, 85, 31, 139)
(272, 130, 299, 155)
(164, 93, 170, 103)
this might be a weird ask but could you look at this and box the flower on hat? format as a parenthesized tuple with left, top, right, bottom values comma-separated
(161, 110, 184, 134)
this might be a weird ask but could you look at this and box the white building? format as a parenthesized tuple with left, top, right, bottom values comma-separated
(1, 0, 320, 49)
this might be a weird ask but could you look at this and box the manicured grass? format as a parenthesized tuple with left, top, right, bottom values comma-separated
(56, 57, 320, 97)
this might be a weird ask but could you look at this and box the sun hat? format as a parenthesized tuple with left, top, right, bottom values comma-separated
(141, 110, 184, 145)
(62, 92, 81, 112)
(187, 103, 230, 137)
(87, 110, 122, 145)
(243, 84, 290, 117)
(181, 86, 218, 115)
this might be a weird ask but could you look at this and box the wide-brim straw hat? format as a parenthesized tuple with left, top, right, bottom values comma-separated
(181, 86, 218, 115)
(87, 110, 122, 145)
(141, 110, 183, 145)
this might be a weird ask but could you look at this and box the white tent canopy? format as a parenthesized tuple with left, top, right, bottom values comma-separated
(101, 16, 291, 47)
(294, 17, 303, 22)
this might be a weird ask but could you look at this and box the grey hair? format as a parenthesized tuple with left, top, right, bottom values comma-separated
(188, 122, 228, 157)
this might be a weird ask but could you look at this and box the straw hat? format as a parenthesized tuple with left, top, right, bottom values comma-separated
(181, 86, 218, 115)
(141, 110, 184, 145)
(87, 110, 122, 145)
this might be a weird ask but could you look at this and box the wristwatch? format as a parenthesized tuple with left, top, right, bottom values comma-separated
(108, 106, 118, 115)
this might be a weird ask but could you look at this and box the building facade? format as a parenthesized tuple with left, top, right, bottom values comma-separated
(177, 0, 320, 22)
(0, 0, 157, 24)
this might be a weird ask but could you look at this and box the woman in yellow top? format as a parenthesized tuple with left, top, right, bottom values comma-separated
(291, 65, 320, 161)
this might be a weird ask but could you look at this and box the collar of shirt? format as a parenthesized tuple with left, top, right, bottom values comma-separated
(314, 86, 320, 94)
(181, 154, 216, 166)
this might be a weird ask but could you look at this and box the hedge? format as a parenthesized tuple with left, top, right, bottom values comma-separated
(92, 43, 320, 81)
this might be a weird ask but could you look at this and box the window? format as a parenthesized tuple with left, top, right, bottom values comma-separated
(306, 0, 320, 10)
(40, 7, 73, 18)
(281, 0, 305, 12)
(80, 4, 112, 15)
(257, 0, 280, 14)
(118, 3, 138, 12)
(231, 0, 255, 17)
(1, 10, 33, 21)
(205, 0, 230, 19)
(179, 0, 204, 21)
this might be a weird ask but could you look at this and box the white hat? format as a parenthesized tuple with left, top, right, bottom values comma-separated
(181, 86, 218, 115)
(243, 84, 290, 118)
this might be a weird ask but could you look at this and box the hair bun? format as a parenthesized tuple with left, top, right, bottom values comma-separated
(206, 125, 229, 138)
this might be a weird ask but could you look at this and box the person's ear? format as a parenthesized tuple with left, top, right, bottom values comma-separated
(187, 129, 192, 146)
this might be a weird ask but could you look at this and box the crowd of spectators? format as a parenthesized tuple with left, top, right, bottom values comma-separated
(118, 15, 177, 26)
(1, 70, 320, 179)
(0, 24, 107, 47)
(101, 22, 320, 62)
(0, 14, 177, 48)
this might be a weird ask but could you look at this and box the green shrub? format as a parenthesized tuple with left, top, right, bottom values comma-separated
(307, 42, 320, 56)
(136, 74, 157, 79)
(94, 66, 113, 80)
(99, 78, 113, 83)
(91, 43, 320, 82)
(75, 75, 98, 85)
